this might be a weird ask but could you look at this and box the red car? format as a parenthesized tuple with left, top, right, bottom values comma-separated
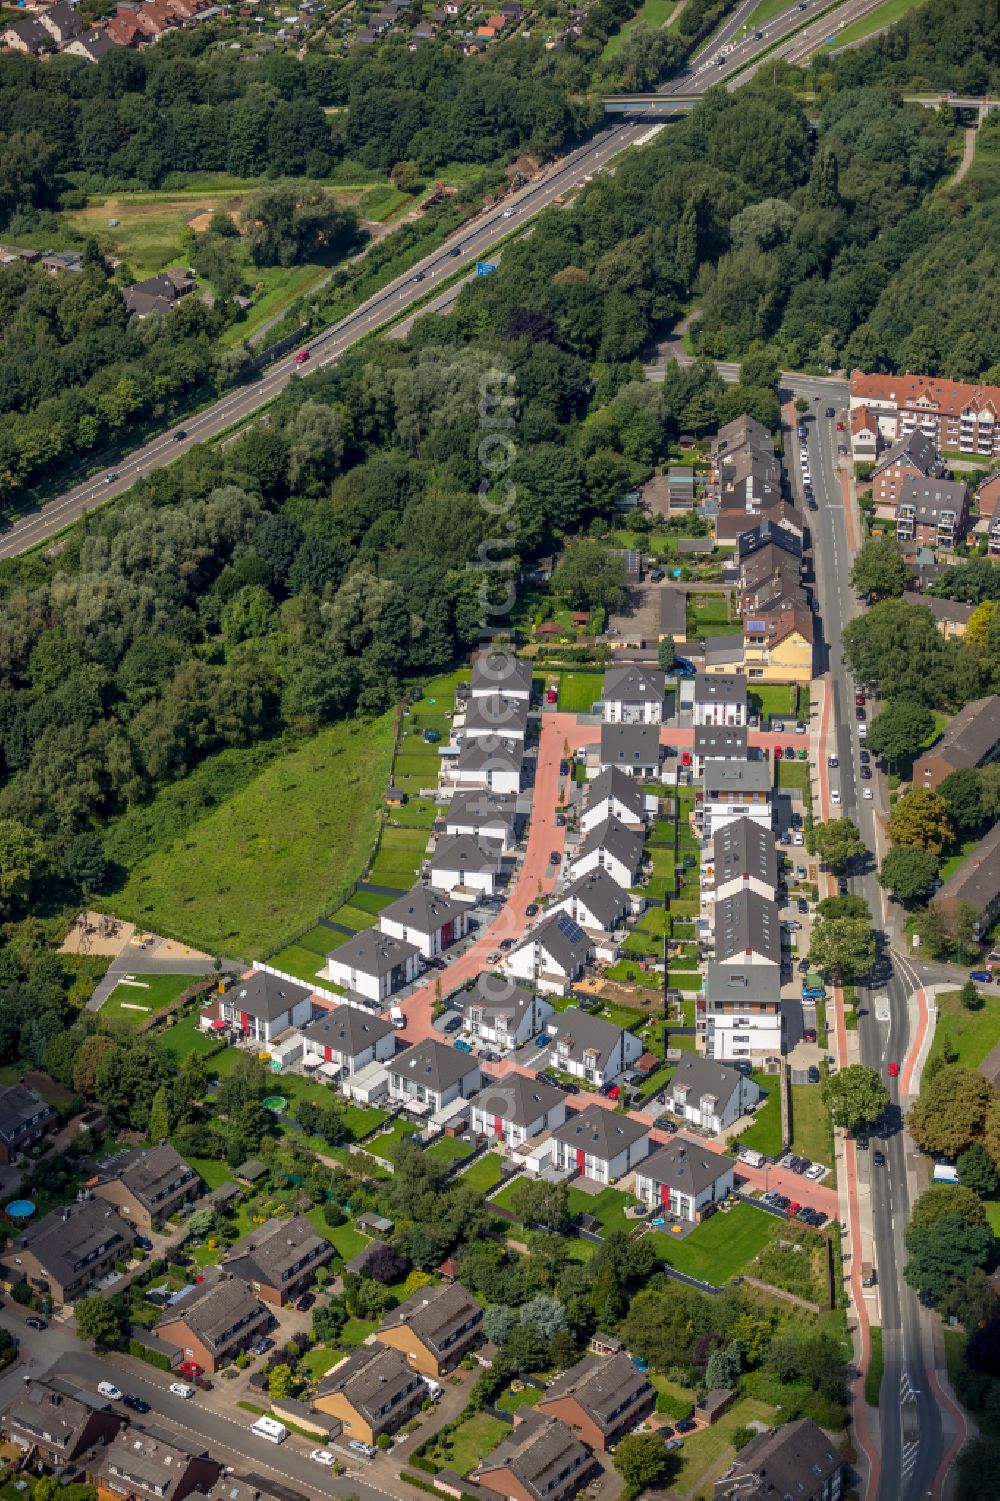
(294, 350, 310, 365)
(546, 689, 557, 703)
(855, 692, 865, 707)
(836, 421, 845, 431)
(888, 1062, 899, 1077)
(681, 751, 692, 767)
(787, 1201, 801, 1215)
(774, 747, 783, 760)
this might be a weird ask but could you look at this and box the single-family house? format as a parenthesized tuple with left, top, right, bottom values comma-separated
(714, 1417, 846, 1501)
(572, 817, 644, 890)
(693, 673, 748, 727)
(535, 1353, 655, 1450)
(429, 835, 503, 898)
(601, 665, 665, 724)
(471, 654, 532, 700)
(222, 1215, 332, 1306)
(470, 1073, 567, 1146)
(634, 1138, 734, 1222)
(547, 869, 631, 937)
(92, 1143, 200, 1232)
(376, 1281, 483, 1375)
(219, 971, 313, 1045)
(91, 1426, 219, 1501)
(474, 1413, 598, 1501)
(324, 929, 421, 1004)
(742, 596, 815, 684)
(901, 591, 974, 640)
(700, 962, 783, 1060)
(449, 738, 523, 795)
(38, 1, 81, 43)
(712, 415, 772, 462)
(3, 1380, 122, 1470)
(662, 1055, 761, 1133)
(713, 890, 781, 966)
(443, 790, 520, 849)
(912, 695, 1000, 788)
(0, 1083, 56, 1164)
(932, 821, 1000, 943)
(544, 1011, 642, 1087)
(551, 1105, 649, 1184)
(388, 1039, 481, 1113)
(313, 1344, 426, 1444)
(379, 886, 468, 959)
(463, 973, 553, 1050)
(0, 1200, 137, 1307)
(580, 766, 651, 833)
(301, 1005, 395, 1077)
(63, 28, 117, 59)
(154, 1271, 270, 1373)
(2, 15, 50, 53)
(598, 723, 663, 779)
(505, 914, 593, 995)
(463, 693, 529, 742)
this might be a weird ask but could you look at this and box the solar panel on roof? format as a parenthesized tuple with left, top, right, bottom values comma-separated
(555, 913, 585, 944)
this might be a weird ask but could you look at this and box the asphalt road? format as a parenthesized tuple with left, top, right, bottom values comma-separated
(1, 0, 884, 562)
(788, 379, 943, 1500)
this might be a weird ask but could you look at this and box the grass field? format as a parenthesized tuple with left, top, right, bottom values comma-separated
(789, 1084, 835, 1180)
(602, 0, 676, 55)
(183, 1157, 236, 1190)
(366, 1119, 418, 1160)
(928, 988, 1000, 1071)
(558, 672, 605, 713)
(424, 1413, 509, 1475)
(101, 972, 199, 1026)
(460, 1153, 505, 1193)
(685, 593, 733, 639)
(426, 1136, 476, 1165)
(650, 1202, 780, 1284)
(671, 1396, 776, 1496)
(156, 1010, 227, 1060)
(749, 685, 798, 718)
(775, 758, 810, 793)
(107, 714, 396, 959)
(566, 1185, 640, 1236)
(732, 1074, 782, 1156)
(817, 0, 928, 47)
(866, 1326, 884, 1407)
(300, 1344, 343, 1381)
(305, 1215, 369, 1261)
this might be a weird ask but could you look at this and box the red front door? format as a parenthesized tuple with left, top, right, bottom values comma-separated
(494, 1115, 503, 1137)
(576, 1149, 586, 1172)
(660, 1183, 670, 1208)
(239, 1011, 250, 1033)
(441, 920, 454, 948)
(324, 1046, 333, 1062)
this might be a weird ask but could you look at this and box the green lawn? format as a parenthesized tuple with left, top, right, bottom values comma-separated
(366, 1119, 418, 1160)
(107, 715, 396, 958)
(817, 0, 928, 47)
(789, 1085, 836, 1182)
(101, 972, 202, 1026)
(558, 671, 605, 713)
(426, 1136, 476, 1165)
(566, 1185, 640, 1236)
(340, 1317, 380, 1348)
(602, 0, 676, 56)
(157, 1009, 227, 1061)
(496, 1383, 542, 1413)
(732, 1074, 783, 1156)
(686, 594, 733, 638)
(749, 686, 798, 718)
(300, 1343, 344, 1381)
(928, 989, 1000, 1071)
(460, 1153, 505, 1194)
(670, 1397, 776, 1496)
(183, 1157, 236, 1190)
(304, 1212, 370, 1261)
(775, 759, 810, 793)
(866, 1327, 884, 1407)
(938, 835, 984, 882)
(424, 1412, 510, 1475)
(649, 1202, 780, 1284)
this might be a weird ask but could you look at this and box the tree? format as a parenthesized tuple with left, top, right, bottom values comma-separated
(147, 1084, 171, 1145)
(72, 1034, 115, 1098)
(0, 817, 44, 916)
(850, 538, 909, 600)
(961, 979, 986, 1012)
(958, 1143, 999, 1197)
(509, 1178, 571, 1233)
(808, 916, 876, 982)
(519, 1294, 567, 1342)
(361, 1242, 408, 1285)
(74, 1294, 126, 1349)
(705, 1340, 742, 1390)
(822, 1064, 890, 1132)
(657, 634, 676, 673)
(267, 1363, 295, 1399)
(958, 1439, 1000, 1501)
(552, 542, 628, 613)
(878, 845, 940, 902)
(907, 1068, 996, 1159)
(217, 1053, 269, 1116)
(815, 894, 869, 921)
(953, 901, 979, 964)
(240, 185, 358, 268)
(484, 1304, 519, 1346)
(886, 789, 954, 854)
(865, 698, 934, 768)
(62, 830, 108, 901)
(811, 817, 866, 872)
(939, 768, 984, 833)
(906, 1184, 988, 1240)
(186, 1208, 216, 1238)
(614, 1433, 675, 1500)
(904, 1215, 994, 1301)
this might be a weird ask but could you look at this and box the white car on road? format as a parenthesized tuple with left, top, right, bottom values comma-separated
(831, 789, 841, 804)
(169, 1383, 195, 1399)
(310, 1450, 336, 1467)
(98, 1382, 123, 1401)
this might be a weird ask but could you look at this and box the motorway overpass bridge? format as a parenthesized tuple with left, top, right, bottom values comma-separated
(603, 91, 999, 118)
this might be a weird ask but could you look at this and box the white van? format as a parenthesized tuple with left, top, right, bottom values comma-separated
(97, 1382, 123, 1401)
(251, 1416, 288, 1444)
(739, 1149, 765, 1168)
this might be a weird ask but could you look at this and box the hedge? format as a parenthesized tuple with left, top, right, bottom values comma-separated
(128, 1339, 172, 1371)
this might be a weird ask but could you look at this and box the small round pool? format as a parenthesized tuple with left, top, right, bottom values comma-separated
(6, 1200, 35, 1220)
(262, 1096, 288, 1114)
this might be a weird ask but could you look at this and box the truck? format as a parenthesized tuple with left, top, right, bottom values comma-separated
(251, 1417, 288, 1444)
(933, 1162, 959, 1184)
(390, 1006, 406, 1029)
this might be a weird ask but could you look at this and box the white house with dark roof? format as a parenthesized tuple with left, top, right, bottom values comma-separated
(470, 654, 532, 701)
(505, 913, 593, 996)
(444, 791, 519, 850)
(219, 972, 314, 1045)
(302, 1005, 396, 1076)
(693, 674, 748, 727)
(463, 973, 553, 1049)
(713, 890, 781, 966)
(571, 817, 644, 891)
(662, 1055, 761, 1133)
(700, 962, 783, 1060)
(701, 759, 772, 837)
(544, 1010, 642, 1086)
(598, 723, 663, 779)
(551, 1105, 649, 1184)
(389, 1039, 481, 1113)
(470, 1073, 567, 1146)
(446, 739, 523, 795)
(580, 767, 653, 833)
(463, 693, 529, 742)
(601, 665, 665, 724)
(429, 835, 503, 899)
(691, 724, 749, 779)
(703, 817, 778, 917)
(547, 869, 631, 937)
(324, 930, 421, 1004)
(635, 1138, 734, 1222)
(378, 887, 468, 959)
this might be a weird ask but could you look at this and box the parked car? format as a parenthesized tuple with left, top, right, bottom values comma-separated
(860, 765, 872, 779)
(295, 1293, 315, 1313)
(797, 898, 808, 913)
(828, 754, 838, 768)
(969, 971, 993, 984)
(807, 1066, 821, 1084)
(802, 1027, 816, 1042)
(549, 851, 561, 864)
(859, 748, 870, 763)
(453, 1038, 473, 1053)
(310, 1451, 336, 1467)
(123, 1394, 150, 1413)
(25, 1317, 47, 1331)
(349, 1440, 376, 1456)
(169, 1383, 195, 1399)
(525, 903, 539, 917)
(98, 1383, 123, 1401)
(676, 1419, 696, 1434)
(806, 1162, 825, 1179)
(774, 747, 783, 760)
(534, 1033, 550, 1048)
(442, 1014, 462, 1034)
(787, 1201, 802, 1215)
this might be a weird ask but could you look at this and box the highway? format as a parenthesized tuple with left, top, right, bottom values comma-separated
(0, 0, 892, 562)
(788, 378, 947, 1500)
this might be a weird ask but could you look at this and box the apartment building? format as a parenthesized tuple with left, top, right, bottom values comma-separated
(693, 674, 748, 728)
(4, 1379, 122, 1469)
(700, 760, 772, 838)
(713, 890, 781, 966)
(463, 973, 553, 1050)
(699, 962, 783, 1060)
(91, 1426, 219, 1501)
(912, 695, 1000, 788)
(870, 431, 946, 507)
(894, 477, 968, 550)
(543, 1012, 642, 1087)
(933, 822, 1000, 943)
(475, 1413, 599, 1501)
(0, 1200, 137, 1306)
(850, 370, 1000, 459)
(702, 817, 778, 914)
